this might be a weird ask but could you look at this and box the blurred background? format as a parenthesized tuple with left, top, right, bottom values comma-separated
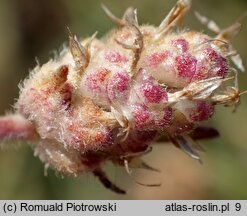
(0, 0, 247, 199)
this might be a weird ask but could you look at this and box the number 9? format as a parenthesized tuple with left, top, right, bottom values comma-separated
(235, 203, 241, 211)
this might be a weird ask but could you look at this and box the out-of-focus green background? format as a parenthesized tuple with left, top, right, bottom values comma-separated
(0, 0, 247, 199)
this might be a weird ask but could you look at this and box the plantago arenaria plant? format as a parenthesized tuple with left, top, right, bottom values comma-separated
(0, 0, 246, 194)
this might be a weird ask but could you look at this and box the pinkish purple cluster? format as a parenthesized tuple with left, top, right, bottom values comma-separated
(80, 32, 226, 144)
(18, 28, 228, 180)
(143, 33, 229, 88)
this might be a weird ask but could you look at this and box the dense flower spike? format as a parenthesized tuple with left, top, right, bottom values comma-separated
(0, 0, 245, 194)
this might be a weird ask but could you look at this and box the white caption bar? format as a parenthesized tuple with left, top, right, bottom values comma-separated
(0, 200, 246, 216)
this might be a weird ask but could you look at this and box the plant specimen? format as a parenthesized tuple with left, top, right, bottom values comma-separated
(0, 0, 246, 194)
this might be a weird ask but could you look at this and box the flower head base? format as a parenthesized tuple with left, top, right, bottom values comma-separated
(0, 0, 246, 194)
